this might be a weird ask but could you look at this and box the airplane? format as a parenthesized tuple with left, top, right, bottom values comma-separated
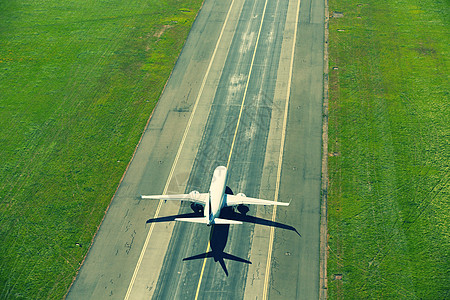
(141, 166, 289, 226)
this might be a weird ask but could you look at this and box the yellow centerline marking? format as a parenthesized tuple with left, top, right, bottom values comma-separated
(194, 244, 210, 299)
(123, 0, 237, 298)
(194, 0, 270, 298)
(226, 0, 269, 169)
(261, 0, 301, 299)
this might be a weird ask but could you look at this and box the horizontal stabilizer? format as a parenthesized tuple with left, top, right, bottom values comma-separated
(213, 218, 242, 225)
(175, 217, 209, 224)
(141, 192, 208, 205)
(225, 194, 289, 207)
(174, 217, 242, 225)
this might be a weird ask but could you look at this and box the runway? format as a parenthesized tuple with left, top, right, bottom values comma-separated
(67, 0, 324, 299)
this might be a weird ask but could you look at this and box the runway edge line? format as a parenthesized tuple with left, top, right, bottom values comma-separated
(319, 0, 330, 298)
(124, 0, 238, 298)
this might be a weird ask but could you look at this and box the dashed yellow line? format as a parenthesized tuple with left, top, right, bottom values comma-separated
(226, 0, 269, 169)
(194, 243, 211, 299)
(194, 0, 270, 298)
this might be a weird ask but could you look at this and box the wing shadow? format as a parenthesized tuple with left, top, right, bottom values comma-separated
(146, 211, 203, 224)
(224, 187, 301, 236)
(225, 210, 301, 237)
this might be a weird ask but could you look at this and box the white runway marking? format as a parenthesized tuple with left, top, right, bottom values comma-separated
(262, 0, 301, 298)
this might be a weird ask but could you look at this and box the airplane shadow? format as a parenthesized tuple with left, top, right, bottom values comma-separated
(145, 186, 300, 276)
(183, 224, 251, 276)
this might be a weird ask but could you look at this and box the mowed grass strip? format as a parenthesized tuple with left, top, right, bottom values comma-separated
(0, 0, 203, 298)
(327, 0, 448, 298)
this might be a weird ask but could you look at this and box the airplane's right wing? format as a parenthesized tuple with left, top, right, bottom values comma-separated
(225, 194, 289, 207)
(141, 191, 208, 205)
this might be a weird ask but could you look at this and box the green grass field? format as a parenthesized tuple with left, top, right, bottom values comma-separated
(0, 0, 203, 298)
(327, 0, 449, 298)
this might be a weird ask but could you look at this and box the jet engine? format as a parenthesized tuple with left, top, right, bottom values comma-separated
(189, 191, 203, 214)
(235, 193, 249, 214)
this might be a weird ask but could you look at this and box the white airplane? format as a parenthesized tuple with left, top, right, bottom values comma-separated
(141, 166, 289, 226)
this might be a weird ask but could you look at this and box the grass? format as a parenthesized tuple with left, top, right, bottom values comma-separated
(0, 0, 203, 298)
(327, 0, 449, 298)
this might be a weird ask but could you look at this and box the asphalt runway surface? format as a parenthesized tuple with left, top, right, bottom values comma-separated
(67, 0, 324, 298)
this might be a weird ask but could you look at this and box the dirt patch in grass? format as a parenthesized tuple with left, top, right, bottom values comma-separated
(154, 24, 174, 38)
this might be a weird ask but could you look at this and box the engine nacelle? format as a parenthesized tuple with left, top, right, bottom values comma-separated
(189, 190, 200, 199)
(237, 193, 246, 197)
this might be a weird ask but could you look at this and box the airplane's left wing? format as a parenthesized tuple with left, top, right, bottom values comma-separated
(141, 191, 208, 205)
(225, 194, 289, 207)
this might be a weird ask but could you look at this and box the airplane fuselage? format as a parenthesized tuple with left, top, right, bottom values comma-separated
(207, 166, 228, 225)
